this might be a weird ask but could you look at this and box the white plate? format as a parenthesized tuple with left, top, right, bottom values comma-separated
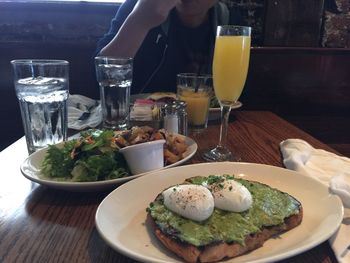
(208, 101, 242, 120)
(131, 93, 242, 121)
(20, 135, 197, 192)
(95, 162, 343, 263)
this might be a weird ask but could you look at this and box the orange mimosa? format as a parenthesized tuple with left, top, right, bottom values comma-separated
(213, 36, 251, 104)
(203, 25, 251, 162)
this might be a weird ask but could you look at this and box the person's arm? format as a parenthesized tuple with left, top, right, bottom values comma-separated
(99, 0, 180, 58)
(95, 0, 136, 56)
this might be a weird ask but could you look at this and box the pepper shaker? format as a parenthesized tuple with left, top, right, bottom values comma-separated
(174, 100, 188, 136)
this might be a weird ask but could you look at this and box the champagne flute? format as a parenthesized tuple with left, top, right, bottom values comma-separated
(203, 25, 251, 162)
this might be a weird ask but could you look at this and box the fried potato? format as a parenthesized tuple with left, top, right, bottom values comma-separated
(164, 149, 181, 164)
(114, 126, 188, 165)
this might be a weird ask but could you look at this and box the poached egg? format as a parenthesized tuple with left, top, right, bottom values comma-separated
(162, 177, 253, 221)
(206, 179, 253, 213)
(162, 184, 214, 222)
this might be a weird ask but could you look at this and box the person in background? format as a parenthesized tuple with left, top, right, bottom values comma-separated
(96, 0, 242, 94)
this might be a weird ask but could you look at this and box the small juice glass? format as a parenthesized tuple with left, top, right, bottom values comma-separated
(177, 73, 212, 131)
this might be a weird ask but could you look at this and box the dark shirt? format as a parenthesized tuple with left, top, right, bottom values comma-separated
(148, 12, 214, 93)
(171, 13, 213, 74)
(96, 0, 242, 94)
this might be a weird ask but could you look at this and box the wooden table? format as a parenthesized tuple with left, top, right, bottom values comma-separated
(0, 111, 338, 263)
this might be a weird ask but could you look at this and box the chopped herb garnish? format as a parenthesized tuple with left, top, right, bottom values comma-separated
(206, 175, 225, 185)
(225, 174, 235, 180)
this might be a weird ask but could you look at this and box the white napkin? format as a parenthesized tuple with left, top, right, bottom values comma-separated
(280, 139, 350, 262)
(67, 94, 102, 130)
(130, 100, 154, 121)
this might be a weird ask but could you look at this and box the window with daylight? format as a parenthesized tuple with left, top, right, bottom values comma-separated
(9, 0, 124, 2)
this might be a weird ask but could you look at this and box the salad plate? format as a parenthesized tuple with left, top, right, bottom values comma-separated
(208, 101, 242, 120)
(95, 162, 343, 263)
(131, 93, 242, 120)
(20, 135, 197, 192)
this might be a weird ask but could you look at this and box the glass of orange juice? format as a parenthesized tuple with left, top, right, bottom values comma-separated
(203, 25, 251, 162)
(177, 73, 212, 131)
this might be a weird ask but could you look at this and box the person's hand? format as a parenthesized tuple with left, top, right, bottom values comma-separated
(130, 0, 180, 29)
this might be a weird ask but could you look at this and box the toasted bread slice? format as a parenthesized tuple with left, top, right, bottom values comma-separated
(147, 92, 177, 104)
(147, 175, 303, 263)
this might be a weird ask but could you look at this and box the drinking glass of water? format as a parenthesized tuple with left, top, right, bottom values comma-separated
(11, 59, 69, 155)
(95, 56, 133, 130)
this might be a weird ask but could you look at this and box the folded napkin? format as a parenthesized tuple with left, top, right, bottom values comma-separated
(280, 139, 350, 262)
(68, 94, 102, 130)
(130, 99, 162, 122)
(130, 99, 155, 121)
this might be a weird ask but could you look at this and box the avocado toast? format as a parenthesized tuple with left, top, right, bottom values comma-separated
(147, 175, 303, 262)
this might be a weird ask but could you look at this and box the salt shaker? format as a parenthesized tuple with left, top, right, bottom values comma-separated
(163, 103, 179, 134)
(162, 101, 188, 135)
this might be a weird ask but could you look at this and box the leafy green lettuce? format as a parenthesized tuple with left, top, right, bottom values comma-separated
(41, 130, 130, 182)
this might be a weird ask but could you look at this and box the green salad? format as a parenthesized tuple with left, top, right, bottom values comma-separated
(41, 129, 130, 182)
(209, 95, 220, 108)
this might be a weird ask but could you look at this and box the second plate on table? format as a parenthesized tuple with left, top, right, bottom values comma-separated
(20, 135, 197, 192)
(130, 93, 242, 121)
(208, 101, 242, 120)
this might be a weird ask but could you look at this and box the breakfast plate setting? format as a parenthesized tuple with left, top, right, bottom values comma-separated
(20, 133, 197, 192)
(95, 162, 343, 263)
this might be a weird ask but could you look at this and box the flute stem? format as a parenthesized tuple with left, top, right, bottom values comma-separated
(218, 105, 231, 149)
(202, 104, 235, 162)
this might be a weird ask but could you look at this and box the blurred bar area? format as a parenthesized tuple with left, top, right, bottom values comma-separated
(0, 0, 349, 156)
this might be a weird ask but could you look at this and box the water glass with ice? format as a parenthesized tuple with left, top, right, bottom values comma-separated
(95, 56, 133, 130)
(11, 59, 69, 155)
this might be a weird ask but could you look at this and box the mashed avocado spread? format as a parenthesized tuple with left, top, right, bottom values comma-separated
(148, 175, 301, 246)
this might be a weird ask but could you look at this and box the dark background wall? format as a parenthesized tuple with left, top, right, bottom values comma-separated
(0, 0, 349, 154)
(0, 1, 116, 150)
(223, 0, 350, 47)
